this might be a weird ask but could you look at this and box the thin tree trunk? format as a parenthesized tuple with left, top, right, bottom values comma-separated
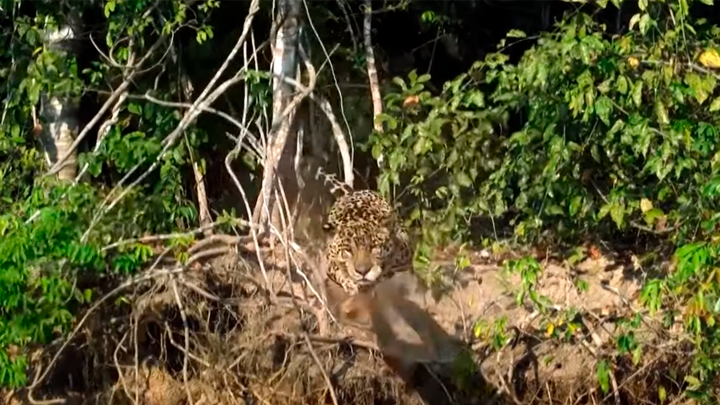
(39, 13, 82, 182)
(179, 56, 213, 236)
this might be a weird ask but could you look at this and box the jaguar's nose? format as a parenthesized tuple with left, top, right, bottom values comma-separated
(355, 262, 371, 275)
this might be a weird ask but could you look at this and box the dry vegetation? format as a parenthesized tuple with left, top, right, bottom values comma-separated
(3, 235, 695, 405)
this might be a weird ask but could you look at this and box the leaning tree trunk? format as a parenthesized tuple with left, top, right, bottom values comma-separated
(253, 0, 303, 239)
(38, 11, 82, 182)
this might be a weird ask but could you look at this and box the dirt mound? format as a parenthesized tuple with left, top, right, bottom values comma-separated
(8, 242, 702, 405)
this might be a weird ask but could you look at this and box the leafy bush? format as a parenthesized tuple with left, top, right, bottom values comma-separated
(372, 0, 720, 247)
(0, 0, 213, 388)
(370, 0, 720, 400)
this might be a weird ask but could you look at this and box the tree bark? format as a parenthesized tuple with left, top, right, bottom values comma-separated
(253, 0, 303, 238)
(39, 12, 82, 182)
(364, 0, 384, 169)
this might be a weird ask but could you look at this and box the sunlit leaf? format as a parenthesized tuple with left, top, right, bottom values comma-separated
(639, 198, 653, 213)
(710, 96, 720, 112)
(699, 48, 720, 68)
(506, 29, 526, 38)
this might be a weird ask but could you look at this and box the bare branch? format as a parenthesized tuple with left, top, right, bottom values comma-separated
(274, 74, 353, 187)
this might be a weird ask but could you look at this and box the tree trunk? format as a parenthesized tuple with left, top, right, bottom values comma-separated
(178, 51, 213, 236)
(39, 12, 82, 182)
(253, 0, 303, 239)
(364, 0, 384, 170)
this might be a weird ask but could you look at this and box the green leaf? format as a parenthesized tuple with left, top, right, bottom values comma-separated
(392, 77, 408, 92)
(684, 72, 716, 105)
(639, 14, 653, 35)
(698, 0, 714, 5)
(632, 81, 643, 107)
(710, 96, 720, 112)
(598, 203, 612, 220)
(506, 29, 526, 38)
(463, 90, 484, 108)
(569, 196, 583, 217)
(196, 30, 207, 44)
(371, 143, 383, 160)
(421, 10, 436, 23)
(643, 208, 664, 225)
(408, 69, 418, 83)
(127, 103, 142, 116)
(684, 375, 701, 390)
(616, 75, 628, 95)
(610, 203, 625, 228)
(596, 360, 611, 393)
(608, 119, 625, 135)
(455, 172, 472, 188)
(654, 100, 669, 125)
(104, 0, 116, 17)
(595, 96, 613, 125)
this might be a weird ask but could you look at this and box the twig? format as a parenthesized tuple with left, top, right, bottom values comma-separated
(302, 333, 339, 405)
(102, 221, 228, 251)
(163, 321, 211, 368)
(422, 364, 456, 405)
(225, 119, 273, 294)
(170, 278, 195, 405)
(302, 0, 355, 166)
(608, 367, 621, 405)
(275, 74, 353, 187)
(132, 92, 264, 157)
(162, 0, 260, 151)
(304, 334, 378, 352)
(112, 332, 133, 405)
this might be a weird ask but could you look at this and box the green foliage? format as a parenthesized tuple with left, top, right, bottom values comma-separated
(0, 0, 218, 388)
(372, 0, 720, 247)
(372, 0, 720, 400)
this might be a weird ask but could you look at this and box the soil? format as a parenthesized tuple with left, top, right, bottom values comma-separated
(3, 241, 698, 405)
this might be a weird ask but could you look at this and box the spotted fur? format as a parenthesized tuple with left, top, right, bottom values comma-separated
(316, 168, 414, 295)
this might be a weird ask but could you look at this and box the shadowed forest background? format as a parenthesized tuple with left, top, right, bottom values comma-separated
(3, 0, 720, 404)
